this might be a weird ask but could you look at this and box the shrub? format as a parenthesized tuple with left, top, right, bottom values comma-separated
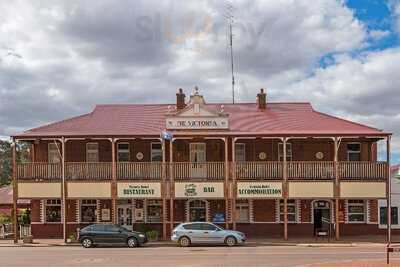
(146, 230, 159, 241)
(0, 213, 11, 224)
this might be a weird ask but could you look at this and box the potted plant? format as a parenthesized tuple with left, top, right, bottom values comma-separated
(145, 230, 159, 241)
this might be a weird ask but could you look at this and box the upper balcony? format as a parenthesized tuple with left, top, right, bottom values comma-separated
(16, 161, 388, 181)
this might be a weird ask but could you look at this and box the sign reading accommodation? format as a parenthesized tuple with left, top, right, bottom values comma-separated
(237, 182, 282, 198)
(175, 182, 224, 198)
(166, 117, 229, 130)
(118, 183, 161, 198)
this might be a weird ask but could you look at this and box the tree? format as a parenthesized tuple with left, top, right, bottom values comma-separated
(0, 140, 31, 186)
(0, 140, 12, 186)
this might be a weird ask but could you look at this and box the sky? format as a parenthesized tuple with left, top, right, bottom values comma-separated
(0, 0, 399, 163)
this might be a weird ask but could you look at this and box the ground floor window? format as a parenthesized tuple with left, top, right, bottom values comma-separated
(147, 200, 162, 223)
(236, 200, 250, 222)
(81, 199, 97, 223)
(380, 206, 399, 225)
(347, 200, 365, 223)
(279, 199, 296, 223)
(45, 199, 61, 222)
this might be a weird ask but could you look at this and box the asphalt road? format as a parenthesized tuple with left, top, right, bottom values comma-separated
(1, 245, 399, 267)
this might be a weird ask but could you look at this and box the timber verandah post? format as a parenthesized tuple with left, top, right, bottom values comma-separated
(231, 138, 237, 230)
(224, 137, 229, 229)
(162, 138, 167, 241)
(12, 139, 18, 244)
(111, 138, 117, 225)
(387, 135, 391, 245)
(283, 137, 288, 240)
(61, 137, 67, 243)
(169, 139, 174, 236)
(334, 137, 340, 240)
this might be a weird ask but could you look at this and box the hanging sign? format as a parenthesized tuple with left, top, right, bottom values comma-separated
(117, 183, 161, 198)
(237, 182, 283, 198)
(175, 182, 224, 198)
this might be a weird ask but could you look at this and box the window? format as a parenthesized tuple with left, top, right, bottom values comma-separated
(151, 143, 162, 162)
(117, 143, 130, 162)
(105, 224, 121, 232)
(202, 223, 218, 231)
(235, 200, 250, 222)
(48, 143, 61, 164)
(279, 199, 296, 223)
(45, 199, 61, 222)
(86, 143, 99, 162)
(235, 143, 246, 162)
(380, 207, 399, 225)
(81, 199, 97, 223)
(147, 200, 162, 223)
(278, 143, 292, 161)
(347, 200, 365, 222)
(347, 143, 361, 161)
(183, 223, 203, 230)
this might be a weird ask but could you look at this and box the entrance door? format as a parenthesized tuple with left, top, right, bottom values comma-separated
(189, 200, 206, 222)
(313, 201, 331, 235)
(190, 143, 206, 178)
(117, 205, 133, 230)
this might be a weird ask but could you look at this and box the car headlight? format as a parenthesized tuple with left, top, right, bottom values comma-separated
(138, 234, 145, 238)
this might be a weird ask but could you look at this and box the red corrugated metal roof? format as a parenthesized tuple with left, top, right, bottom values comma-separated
(0, 186, 30, 205)
(13, 102, 388, 137)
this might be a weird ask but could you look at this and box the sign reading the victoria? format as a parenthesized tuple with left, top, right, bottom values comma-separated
(237, 182, 283, 198)
(166, 117, 229, 130)
(117, 183, 161, 198)
(175, 182, 224, 198)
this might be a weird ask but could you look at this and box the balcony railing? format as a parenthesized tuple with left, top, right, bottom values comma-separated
(15, 161, 388, 181)
(339, 161, 387, 180)
(236, 161, 282, 180)
(17, 163, 61, 180)
(117, 162, 163, 180)
(66, 162, 112, 180)
(288, 161, 335, 180)
(173, 162, 225, 180)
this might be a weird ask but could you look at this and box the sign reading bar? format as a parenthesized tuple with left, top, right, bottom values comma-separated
(175, 182, 224, 198)
(118, 183, 161, 198)
(166, 117, 229, 130)
(237, 182, 282, 198)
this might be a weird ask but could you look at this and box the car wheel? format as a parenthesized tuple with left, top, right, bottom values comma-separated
(225, 236, 237, 247)
(179, 236, 191, 247)
(81, 238, 93, 248)
(127, 237, 138, 248)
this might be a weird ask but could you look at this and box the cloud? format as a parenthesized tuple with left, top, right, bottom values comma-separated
(0, 0, 397, 162)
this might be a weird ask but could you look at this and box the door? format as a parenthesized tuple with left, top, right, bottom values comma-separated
(313, 201, 331, 235)
(190, 143, 206, 178)
(117, 205, 133, 231)
(201, 223, 225, 243)
(189, 200, 206, 222)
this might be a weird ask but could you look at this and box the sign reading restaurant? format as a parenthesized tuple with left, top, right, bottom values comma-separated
(175, 182, 224, 198)
(237, 182, 282, 198)
(117, 183, 161, 198)
(166, 117, 229, 130)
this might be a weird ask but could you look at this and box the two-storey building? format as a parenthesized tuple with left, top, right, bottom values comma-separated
(11, 88, 391, 241)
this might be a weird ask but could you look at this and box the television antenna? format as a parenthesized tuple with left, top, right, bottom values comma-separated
(225, 2, 235, 104)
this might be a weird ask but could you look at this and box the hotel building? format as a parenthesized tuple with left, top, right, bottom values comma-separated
(11, 88, 391, 240)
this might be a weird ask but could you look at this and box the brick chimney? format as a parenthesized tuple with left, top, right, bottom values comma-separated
(176, 88, 186, 110)
(257, 88, 267, 109)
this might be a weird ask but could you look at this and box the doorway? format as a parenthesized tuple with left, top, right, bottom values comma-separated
(313, 200, 331, 235)
(188, 200, 207, 222)
(190, 143, 206, 178)
(117, 204, 133, 230)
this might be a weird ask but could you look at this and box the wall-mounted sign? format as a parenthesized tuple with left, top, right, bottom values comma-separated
(166, 117, 229, 130)
(175, 182, 224, 198)
(237, 182, 282, 198)
(258, 152, 267, 160)
(135, 209, 144, 222)
(117, 183, 161, 198)
(315, 152, 324, 160)
(101, 209, 110, 221)
(136, 152, 144, 160)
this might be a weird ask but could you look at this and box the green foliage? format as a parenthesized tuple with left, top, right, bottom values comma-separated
(0, 140, 31, 186)
(68, 233, 77, 241)
(0, 212, 11, 224)
(134, 223, 152, 233)
(19, 209, 30, 225)
(145, 230, 159, 241)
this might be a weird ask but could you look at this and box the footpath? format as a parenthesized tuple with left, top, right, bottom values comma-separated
(0, 236, 392, 248)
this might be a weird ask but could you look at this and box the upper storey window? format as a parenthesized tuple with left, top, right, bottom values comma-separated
(278, 143, 292, 161)
(151, 143, 162, 162)
(86, 142, 99, 162)
(235, 143, 246, 162)
(117, 143, 130, 162)
(48, 143, 61, 164)
(347, 143, 361, 161)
